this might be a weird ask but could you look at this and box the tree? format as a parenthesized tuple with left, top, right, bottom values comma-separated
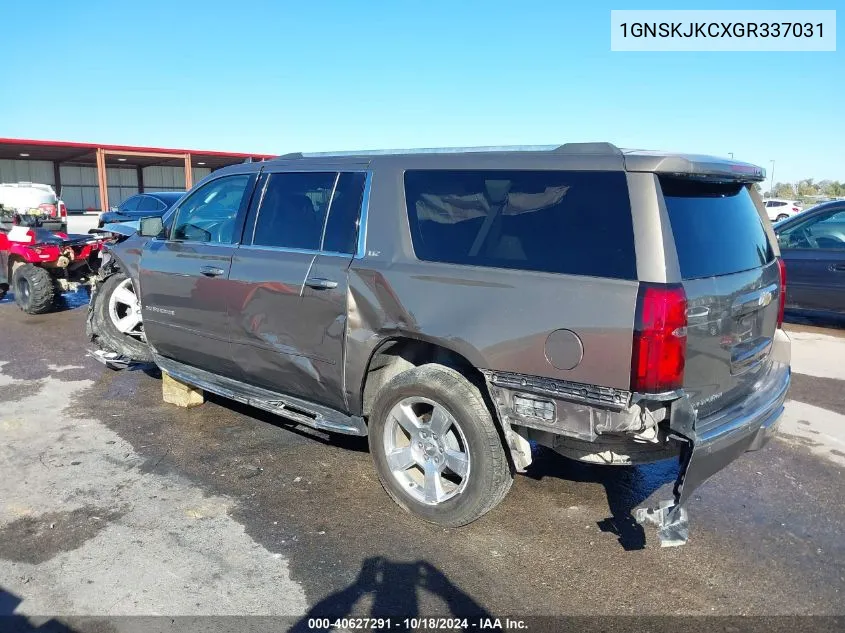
(796, 178, 819, 198)
(823, 181, 845, 198)
(773, 182, 795, 198)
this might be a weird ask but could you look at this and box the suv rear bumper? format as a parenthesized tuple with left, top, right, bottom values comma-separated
(675, 359, 790, 507)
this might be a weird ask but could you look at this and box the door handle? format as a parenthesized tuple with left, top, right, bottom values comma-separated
(829, 264, 845, 272)
(305, 277, 338, 290)
(200, 266, 226, 277)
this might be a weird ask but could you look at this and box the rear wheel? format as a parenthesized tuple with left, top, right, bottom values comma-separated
(13, 264, 55, 314)
(369, 364, 513, 527)
(91, 272, 153, 362)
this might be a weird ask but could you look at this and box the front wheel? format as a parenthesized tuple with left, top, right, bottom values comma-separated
(776, 213, 790, 222)
(13, 264, 55, 314)
(90, 272, 154, 362)
(369, 363, 513, 527)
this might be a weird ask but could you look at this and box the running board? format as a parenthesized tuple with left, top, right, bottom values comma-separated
(154, 354, 367, 436)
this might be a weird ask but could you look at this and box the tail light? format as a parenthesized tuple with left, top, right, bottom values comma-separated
(777, 257, 786, 328)
(59, 201, 68, 218)
(791, 207, 800, 213)
(39, 203, 57, 217)
(631, 283, 687, 393)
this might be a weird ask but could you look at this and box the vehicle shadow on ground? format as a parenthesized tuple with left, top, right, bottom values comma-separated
(289, 557, 492, 632)
(0, 588, 80, 632)
(524, 448, 679, 551)
(206, 393, 370, 454)
(785, 311, 845, 330)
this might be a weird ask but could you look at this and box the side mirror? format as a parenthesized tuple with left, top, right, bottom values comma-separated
(139, 216, 164, 238)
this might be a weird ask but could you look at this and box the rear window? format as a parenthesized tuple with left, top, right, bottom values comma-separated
(660, 178, 774, 279)
(404, 170, 636, 279)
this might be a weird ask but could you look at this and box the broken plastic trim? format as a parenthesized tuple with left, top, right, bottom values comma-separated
(88, 349, 155, 372)
(634, 436, 693, 548)
(636, 362, 789, 547)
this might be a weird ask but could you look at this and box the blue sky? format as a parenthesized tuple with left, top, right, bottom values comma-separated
(1, 0, 841, 184)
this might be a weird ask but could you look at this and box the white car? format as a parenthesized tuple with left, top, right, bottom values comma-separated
(0, 182, 68, 232)
(763, 198, 803, 223)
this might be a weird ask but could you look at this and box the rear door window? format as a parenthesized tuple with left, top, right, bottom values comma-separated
(404, 170, 636, 279)
(660, 177, 774, 279)
(323, 172, 366, 254)
(251, 172, 336, 250)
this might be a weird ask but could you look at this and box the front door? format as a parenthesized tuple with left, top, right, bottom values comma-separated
(140, 172, 257, 376)
(228, 168, 367, 412)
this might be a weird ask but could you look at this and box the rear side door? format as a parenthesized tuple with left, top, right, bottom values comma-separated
(659, 178, 782, 419)
(228, 168, 367, 412)
(777, 208, 845, 313)
(140, 172, 257, 376)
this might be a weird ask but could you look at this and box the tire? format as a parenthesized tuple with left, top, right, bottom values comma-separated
(12, 264, 55, 314)
(776, 214, 790, 222)
(369, 363, 513, 527)
(90, 272, 154, 362)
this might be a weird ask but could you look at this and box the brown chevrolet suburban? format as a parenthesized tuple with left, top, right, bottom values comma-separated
(87, 143, 790, 545)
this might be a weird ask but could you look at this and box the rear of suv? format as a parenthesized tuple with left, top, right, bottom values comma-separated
(87, 143, 790, 545)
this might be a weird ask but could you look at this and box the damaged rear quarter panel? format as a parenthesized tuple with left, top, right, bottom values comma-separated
(343, 163, 639, 414)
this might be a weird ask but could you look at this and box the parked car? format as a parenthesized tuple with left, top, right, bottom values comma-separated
(0, 182, 68, 233)
(97, 191, 184, 228)
(774, 200, 845, 318)
(764, 198, 803, 222)
(86, 143, 790, 545)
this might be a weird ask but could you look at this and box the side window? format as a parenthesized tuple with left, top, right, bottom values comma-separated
(137, 196, 160, 212)
(323, 172, 366, 254)
(404, 170, 637, 279)
(779, 210, 845, 250)
(252, 172, 336, 250)
(119, 196, 141, 212)
(171, 175, 252, 244)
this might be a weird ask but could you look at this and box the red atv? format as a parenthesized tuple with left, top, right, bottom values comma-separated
(0, 209, 104, 314)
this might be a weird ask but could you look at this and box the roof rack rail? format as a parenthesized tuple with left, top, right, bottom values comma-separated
(553, 142, 622, 155)
(273, 143, 622, 159)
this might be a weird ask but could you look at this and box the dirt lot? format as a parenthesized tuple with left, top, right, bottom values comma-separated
(0, 296, 843, 630)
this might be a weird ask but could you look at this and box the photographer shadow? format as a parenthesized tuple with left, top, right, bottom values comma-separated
(289, 557, 492, 632)
(0, 588, 81, 632)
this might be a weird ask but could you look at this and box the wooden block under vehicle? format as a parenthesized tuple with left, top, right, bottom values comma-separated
(161, 371, 205, 408)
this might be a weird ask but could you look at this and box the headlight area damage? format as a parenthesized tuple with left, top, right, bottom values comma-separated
(482, 334, 791, 547)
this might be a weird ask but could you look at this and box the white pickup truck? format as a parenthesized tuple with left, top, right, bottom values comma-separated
(0, 182, 68, 233)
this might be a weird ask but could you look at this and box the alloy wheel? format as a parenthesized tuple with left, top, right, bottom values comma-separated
(108, 278, 144, 338)
(382, 396, 471, 505)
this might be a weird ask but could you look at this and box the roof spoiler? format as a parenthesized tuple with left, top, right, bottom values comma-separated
(624, 152, 766, 182)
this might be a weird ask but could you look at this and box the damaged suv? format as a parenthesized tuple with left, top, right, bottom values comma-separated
(87, 143, 790, 544)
